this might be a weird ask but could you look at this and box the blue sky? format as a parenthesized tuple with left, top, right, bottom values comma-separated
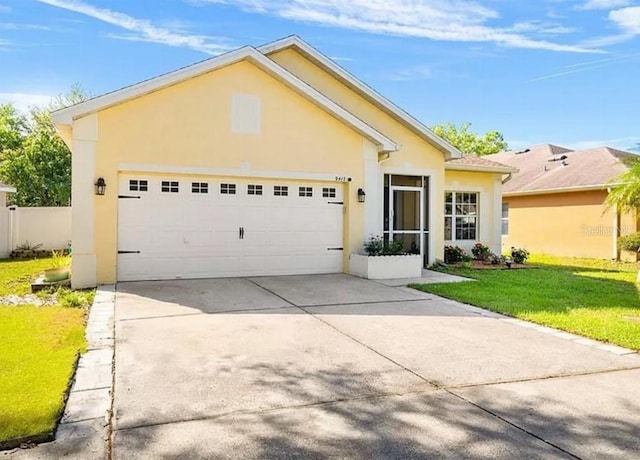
(1, 0, 639, 151)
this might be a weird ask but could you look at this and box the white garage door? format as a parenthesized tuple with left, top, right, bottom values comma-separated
(117, 174, 344, 281)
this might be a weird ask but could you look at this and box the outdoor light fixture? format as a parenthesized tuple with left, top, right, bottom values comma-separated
(94, 177, 106, 196)
(357, 188, 366, 203)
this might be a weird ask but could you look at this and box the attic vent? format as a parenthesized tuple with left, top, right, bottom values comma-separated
(548, 155, 568, 162)
(515, 149, 530, 154)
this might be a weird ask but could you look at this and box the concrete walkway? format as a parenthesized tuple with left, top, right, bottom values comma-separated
(376, 269, 473, 286)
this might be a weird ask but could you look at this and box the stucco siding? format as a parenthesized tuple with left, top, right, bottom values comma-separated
(444, 170, 502, 255)
(92, 60, 366, 284)
(502, 190, 623, 259)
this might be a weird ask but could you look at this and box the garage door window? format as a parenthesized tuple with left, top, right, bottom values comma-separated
(161, 181, 179, 193)
(322, 187, 336, 198)
(191, 182, 208, 194)
(248, 184, 263, 195)
(274, 186, 288, 196)
(220, 183, 236, 195)
(299, 186, 313, 197)
(129, 180, 148, 192)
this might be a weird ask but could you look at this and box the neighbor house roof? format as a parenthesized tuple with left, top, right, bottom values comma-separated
(0, 182, 16, 193)
(485, 144, 637, 196)
(445, 155, 517, 174)
(52, 45, 397, 153)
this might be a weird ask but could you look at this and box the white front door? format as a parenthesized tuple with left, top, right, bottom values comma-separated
(117, 175, 344, 281)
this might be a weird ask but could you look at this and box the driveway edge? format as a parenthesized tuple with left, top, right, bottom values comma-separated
(49, 285, 116, 458)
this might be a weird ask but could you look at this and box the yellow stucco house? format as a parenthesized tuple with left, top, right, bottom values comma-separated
(486, 144, 639, 261)
(53, 36, 514, 288)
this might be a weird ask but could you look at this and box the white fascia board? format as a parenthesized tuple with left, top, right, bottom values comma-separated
(504, 184, 608, 197)
(51, 46, 255, 126)
(51, 44, 397, 153)
(0, 186, 16, 193)
(445, 163, 518, 174)
(259, 36, 463, 160)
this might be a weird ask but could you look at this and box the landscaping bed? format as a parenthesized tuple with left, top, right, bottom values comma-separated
(413, 254, 640, 351)
(0, 257, 92, 447)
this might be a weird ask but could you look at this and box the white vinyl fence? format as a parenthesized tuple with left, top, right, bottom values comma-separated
(0, 207, 72, 258)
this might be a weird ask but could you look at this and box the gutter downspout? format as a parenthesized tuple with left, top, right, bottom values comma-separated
(502, 172, 513, 185)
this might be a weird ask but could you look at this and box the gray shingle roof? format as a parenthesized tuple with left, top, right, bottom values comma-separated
(485, 144, 638, 194)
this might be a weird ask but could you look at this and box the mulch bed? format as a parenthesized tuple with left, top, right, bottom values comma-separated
(451, 260, 536, 270)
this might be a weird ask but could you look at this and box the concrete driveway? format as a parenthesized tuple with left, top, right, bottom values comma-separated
(113, 274, 640, 459)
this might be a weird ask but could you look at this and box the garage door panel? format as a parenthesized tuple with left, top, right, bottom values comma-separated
(118, 175, 344, 281)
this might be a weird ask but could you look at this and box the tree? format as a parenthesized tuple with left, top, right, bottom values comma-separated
(606, 158, 640, 214)
(431, 122, 508, 156)
(0, 85, 88, 206)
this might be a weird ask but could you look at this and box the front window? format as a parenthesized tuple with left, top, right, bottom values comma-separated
(445, 192, 478, 241)
(501, 202, 509, 236)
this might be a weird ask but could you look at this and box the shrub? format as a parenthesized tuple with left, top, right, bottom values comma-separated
(618, 233, 640, 252)
(57, 288, 95, 309)
(444, 245, 467, 264)
(489, 253, 505, 265)
(363, 235, 405, 256)
(511, 247, 530, 264)
(471, 243, 491, 261)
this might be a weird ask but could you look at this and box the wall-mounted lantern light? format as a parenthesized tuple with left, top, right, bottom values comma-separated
(95, 177, 107, 196)
(357, 188, 366, 203)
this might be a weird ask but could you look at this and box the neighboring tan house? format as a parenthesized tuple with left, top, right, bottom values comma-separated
(486, 144, 639, 260)
(0, 182, 16, 207)
(52, 36, 514, 288)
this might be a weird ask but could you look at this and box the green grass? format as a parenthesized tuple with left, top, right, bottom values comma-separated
(0, 257, 90, 443)
(413, 254, 640, 350)
(0, 258, 60, 296)
(0, 306, 86, 442)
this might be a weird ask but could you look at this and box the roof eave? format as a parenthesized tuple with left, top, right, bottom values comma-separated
(504, 184, 609, 197)
(445, 164, 518, 174)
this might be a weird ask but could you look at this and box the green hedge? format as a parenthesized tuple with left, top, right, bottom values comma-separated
(618, 233, 640, 252)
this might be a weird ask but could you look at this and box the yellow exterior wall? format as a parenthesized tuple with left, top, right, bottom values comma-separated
(91, 60, 366, 283)
(269, 48, 468, 259)
(502, 190, 638, 259)
(444, 170, 502, 253)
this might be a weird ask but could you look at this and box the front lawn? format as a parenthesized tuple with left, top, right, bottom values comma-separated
(0, 306, 86, 443)
(413, 254, 640, 350)
(0, 257, 90, 445)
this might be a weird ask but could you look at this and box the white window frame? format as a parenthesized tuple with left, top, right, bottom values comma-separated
(501, 202, 509, 236)
(445, 191, 479, 241)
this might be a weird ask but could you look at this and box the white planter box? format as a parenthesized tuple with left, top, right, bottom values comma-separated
(349, 253, 423, 280)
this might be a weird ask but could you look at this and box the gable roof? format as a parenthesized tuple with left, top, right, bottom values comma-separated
(485, 144, 637, 196)
(445, 155, 517, 174)
(259, 36, 462, 160)
(0, 182, 16, 193)
(52, 45, 397, 153)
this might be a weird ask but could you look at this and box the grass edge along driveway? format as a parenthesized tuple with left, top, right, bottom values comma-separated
(412, 255, 640, 351)
(0, 258, 88, 444)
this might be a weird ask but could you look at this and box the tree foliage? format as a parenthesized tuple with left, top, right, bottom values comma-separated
(606, 157, 640, 214)
(431, 122, 508, 156)
(0, 85, 88, 207)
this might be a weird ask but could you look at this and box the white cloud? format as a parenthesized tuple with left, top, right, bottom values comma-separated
(523, 53, 638, 82)
(36, 0, 233, 55)
(0, 23, 51, 31)
(578, 0, 630, 10)
(0, 93, 54, 112)
(196, 0, 600, 53)
(610, 6, 640, 34)
(384, 65, 433, 81)
(563, 136, 640, 151)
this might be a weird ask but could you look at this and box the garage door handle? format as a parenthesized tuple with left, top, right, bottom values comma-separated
(118, 250, 141, 254)
(239, 227, 245, 239)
